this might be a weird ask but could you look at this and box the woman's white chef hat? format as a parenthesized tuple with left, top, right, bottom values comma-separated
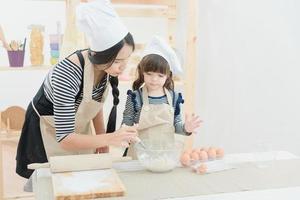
(142, 36, 183, 75)
(76, 0, 128, 52)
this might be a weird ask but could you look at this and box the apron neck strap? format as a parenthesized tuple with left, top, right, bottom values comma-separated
(142, 86, 173, 106)
(82, 57, 94, 102)
(142, 86, 149, 106)
(164, 88, 173, 105)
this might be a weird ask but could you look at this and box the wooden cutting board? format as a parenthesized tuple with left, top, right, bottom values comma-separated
(52, 168, 125, 200)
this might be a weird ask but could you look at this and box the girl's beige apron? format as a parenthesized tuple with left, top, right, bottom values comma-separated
(128, 86, 175, 159)
(32, 58, 109, 159)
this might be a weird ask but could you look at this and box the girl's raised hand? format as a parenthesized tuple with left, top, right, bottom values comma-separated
(184, 113, 202, 133)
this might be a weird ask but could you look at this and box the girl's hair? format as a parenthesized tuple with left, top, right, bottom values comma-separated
(88, 32, 135, 134)
(132, 54, 174, 91)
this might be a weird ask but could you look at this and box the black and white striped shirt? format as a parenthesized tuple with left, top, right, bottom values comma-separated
(43, 58, 108, 142)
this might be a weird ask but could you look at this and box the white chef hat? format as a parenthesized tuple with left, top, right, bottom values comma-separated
(76, 0, 128, 52)
(142, 36, 183, 75)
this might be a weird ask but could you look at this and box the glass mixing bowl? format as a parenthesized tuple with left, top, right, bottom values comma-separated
(134, 139, 183, 173)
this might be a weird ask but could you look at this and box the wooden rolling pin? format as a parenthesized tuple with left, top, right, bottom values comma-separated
(28, 153, 131, 173)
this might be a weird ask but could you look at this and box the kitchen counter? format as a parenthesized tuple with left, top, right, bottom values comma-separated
(31, 151, 299, 200)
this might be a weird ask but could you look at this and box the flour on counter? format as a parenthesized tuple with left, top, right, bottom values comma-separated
(59, 170, 112, 193)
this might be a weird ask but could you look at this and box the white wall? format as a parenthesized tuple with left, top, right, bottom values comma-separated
(3, 0, 299, 156)
(195, 0, 300, 155)
(0, 0, 66, 66)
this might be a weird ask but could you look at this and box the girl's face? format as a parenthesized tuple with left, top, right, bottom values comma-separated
(143, 71, 167, 91)
(96, 44, 133, 76)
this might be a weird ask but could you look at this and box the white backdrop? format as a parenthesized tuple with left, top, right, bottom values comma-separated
(1, 0, 300, 156)
(194, 0, 300, 156)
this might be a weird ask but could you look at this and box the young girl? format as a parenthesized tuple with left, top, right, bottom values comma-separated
(122, 36, 202, 157)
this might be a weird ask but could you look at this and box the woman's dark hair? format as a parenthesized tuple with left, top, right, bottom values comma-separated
(132, 54, 174, 91)
(89, 32, 135, 134)
(106, 75, 120, 133)
(88, 32, 135, 66)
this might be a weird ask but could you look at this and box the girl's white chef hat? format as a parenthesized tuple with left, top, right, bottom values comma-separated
(76, 0, 128, 52)
(142, 36, 183, 75)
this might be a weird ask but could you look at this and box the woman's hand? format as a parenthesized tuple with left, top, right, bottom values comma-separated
(108, 125, 138, 147)
(184, 113, 202, 133)
(95, 146, 109, 153)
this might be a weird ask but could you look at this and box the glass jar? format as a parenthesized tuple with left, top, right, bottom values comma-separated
(28, 25, 44, 66)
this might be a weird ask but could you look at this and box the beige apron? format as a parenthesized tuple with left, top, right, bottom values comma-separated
(128, 86, 175, 159)
(32, 58, 109, 159)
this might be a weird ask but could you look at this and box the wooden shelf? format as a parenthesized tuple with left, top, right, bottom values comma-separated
(0, 65, 53, 71)
(0, 67, 183, 85)
(113, 4, 175, 18)
(112, 0, 175, 5)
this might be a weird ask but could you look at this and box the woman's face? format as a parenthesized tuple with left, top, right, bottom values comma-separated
(102, 44, 133, 77)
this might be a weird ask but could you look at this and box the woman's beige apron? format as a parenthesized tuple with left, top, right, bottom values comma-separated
(128, 86, 175, 159)
(32, 58, 109, 159)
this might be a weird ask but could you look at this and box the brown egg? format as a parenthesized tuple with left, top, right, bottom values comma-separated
(190, 151, 200, 161)
(207, 148, 217, 160)
(200, 163, 208, 170)
(200, 147, 209, 152)
(180, 153, 191, 167)
(216, 148, 225, 158)
(208, 146, 216, 151)
(192, 148, 201, 154)
(184, 149, 192, 155)
(198, 150, 208, 161)
(196, 163, 207, 174)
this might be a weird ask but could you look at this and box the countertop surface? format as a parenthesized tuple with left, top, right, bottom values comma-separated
(32, 151, 299, 200)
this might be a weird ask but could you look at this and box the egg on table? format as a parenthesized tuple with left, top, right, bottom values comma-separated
(198, 150, 208, 161)
(193, 148, 202, 153)
(180, 152, 191, 167)
(184, 149, 192, 155)
(216, 148, 224, 158)
(200, 147, 209, 152)
(207, 147, 217, 160)
(190, 151, 200, 161)
(195, 163, 207, 175)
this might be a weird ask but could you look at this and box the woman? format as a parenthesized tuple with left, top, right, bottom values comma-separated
(16, 0, 138, 180)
